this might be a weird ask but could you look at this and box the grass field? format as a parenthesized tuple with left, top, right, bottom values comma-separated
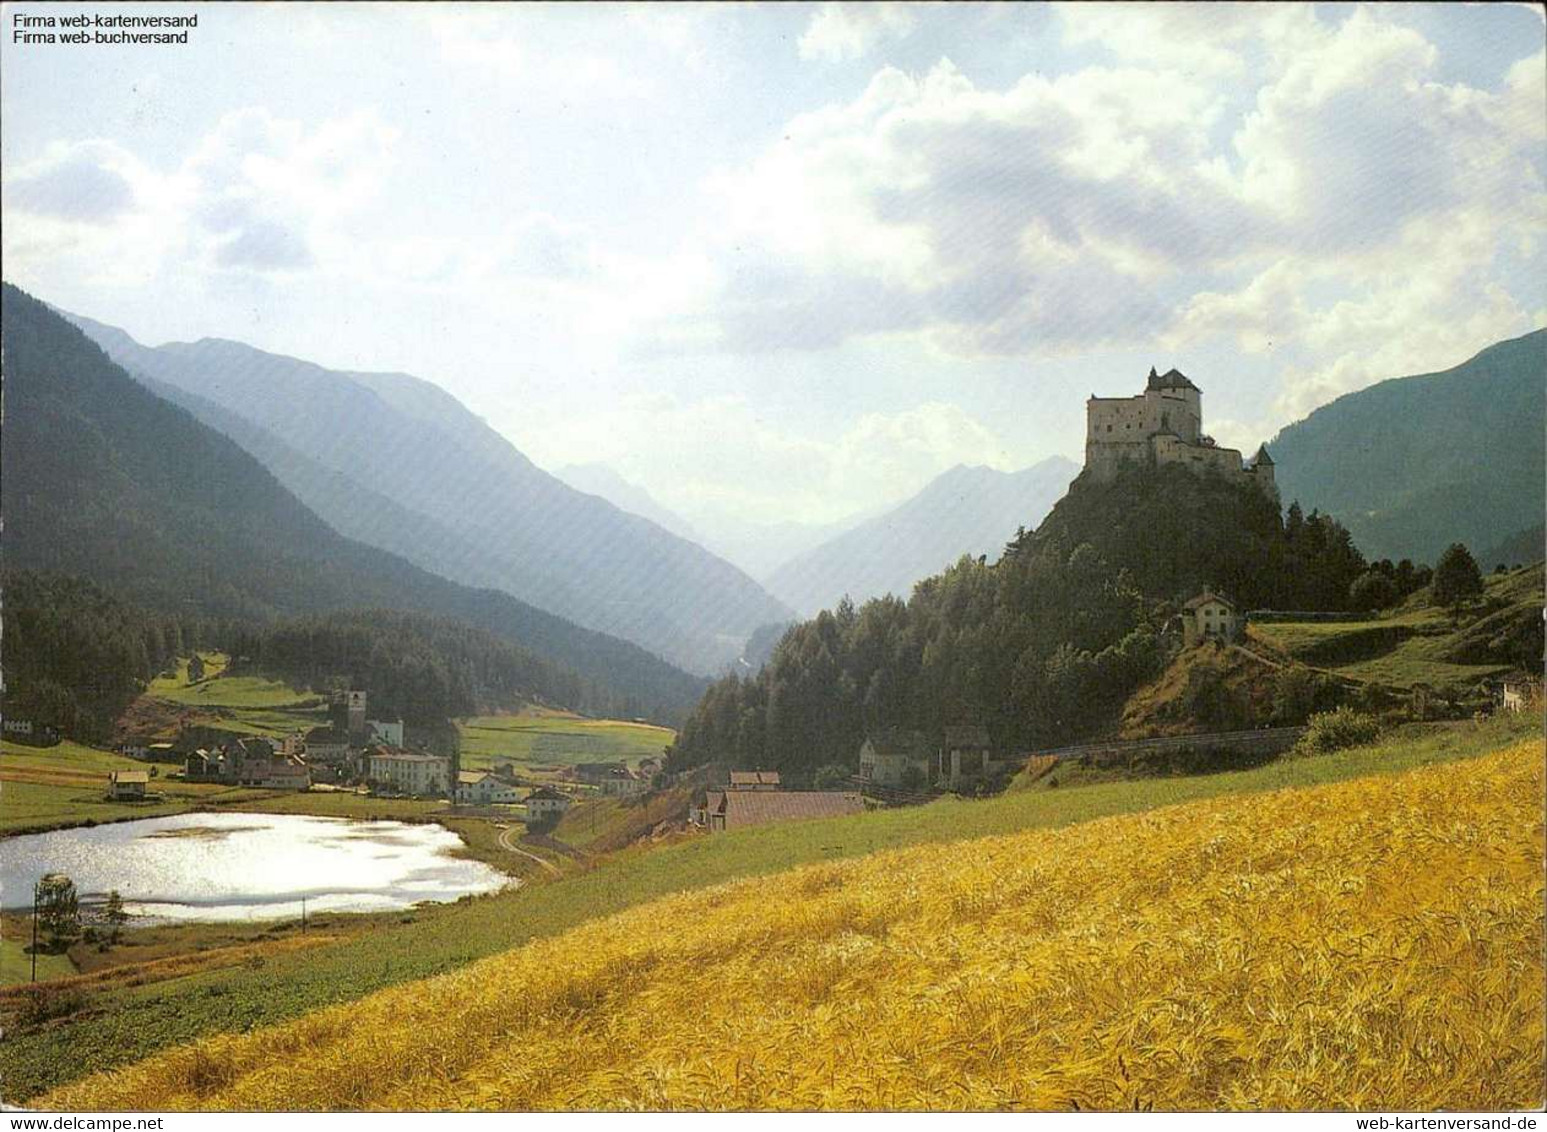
(0, 939, 76, 985)
(1248, 566, 1540, 696)
(456, 707, 674, 779)
(42, 730, 1543, 1110)
(0, 739, 274, 835)
(4, 711, 1535, 1104)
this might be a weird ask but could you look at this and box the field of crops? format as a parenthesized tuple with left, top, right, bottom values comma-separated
(44, 735, 1542, 1111)
(456, 708, 674, 779)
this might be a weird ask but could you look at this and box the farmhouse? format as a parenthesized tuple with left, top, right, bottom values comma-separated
(1181, 591, 1241, 645)
(575, 762, 646, 796)
(4, 718, 60, 746)
(366, 747, 451, 797)
(1085, 367, 1277, 499)
(108, 769, 150, 800)
(705, 790, 865, 832)
(524, 785, 572, 822)
(728, 770, 780, 791)
(858, 729, 933, 788)
(456, 770, 521, 805)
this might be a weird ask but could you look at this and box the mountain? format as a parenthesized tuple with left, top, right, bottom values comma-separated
(553, 463, 704, 546)
(764, 457, 1079, 616)
(1479, 523, 1545, 571)
(63, 311, 793, 675)
(1268, 329, 1546, 565)
(3, 282, 705, 721)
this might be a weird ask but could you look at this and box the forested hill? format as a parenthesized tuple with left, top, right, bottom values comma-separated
(1, 282, 705, 723)
(667, 465, 1368, 780)
(65, 308, 793, 675)
(1269, 329, 1546, 564)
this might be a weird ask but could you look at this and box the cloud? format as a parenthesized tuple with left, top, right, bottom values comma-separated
(534, 395, 1013, 525)
(3, 141, 139, 222)
(798, 3, 919, 63)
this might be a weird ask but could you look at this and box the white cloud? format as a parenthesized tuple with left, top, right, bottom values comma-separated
(798, 3, 919, 63)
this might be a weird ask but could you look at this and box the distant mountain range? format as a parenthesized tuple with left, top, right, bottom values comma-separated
(1270, 329, 1546, 565)
(3, 283, 705, 721)
(764, 457, 1079, 616)
(64, 310, 793, 676)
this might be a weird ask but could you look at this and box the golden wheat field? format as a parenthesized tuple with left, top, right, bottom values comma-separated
(45, 738, 1544, 1112)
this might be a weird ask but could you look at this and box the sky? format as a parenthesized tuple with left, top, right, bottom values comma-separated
(3, 1, 1544, 535)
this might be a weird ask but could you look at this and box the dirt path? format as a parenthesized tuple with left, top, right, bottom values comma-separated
(496, 824, 561, 875)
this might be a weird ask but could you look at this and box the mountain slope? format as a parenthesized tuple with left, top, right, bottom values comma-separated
(1480, 522, 1545, 571)
(554, 463, 705, 546)
(3, 283, 704, 721)
(64, 312, 793, 675)
(765, 457, 1078, 615)
(1269, 329, 1546, 564)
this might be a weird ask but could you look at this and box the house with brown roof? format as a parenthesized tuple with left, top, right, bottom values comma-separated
(108, 769, 150, 800)
(706, 790, 865, 832)
(728, 770, 781, 791)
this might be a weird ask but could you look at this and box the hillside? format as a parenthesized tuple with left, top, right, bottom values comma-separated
(2, 283, 704, 722)
(1269, 329, 1546, 564)
(42, 735, 1542, 1111)
(553, 463, 705, 547)
(670, 463, 1368, 778)
(65, 310, 792, 675)
(765, 458, 1078, 616)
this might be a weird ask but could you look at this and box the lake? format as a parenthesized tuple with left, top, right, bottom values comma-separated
(0, 812, 511, 922)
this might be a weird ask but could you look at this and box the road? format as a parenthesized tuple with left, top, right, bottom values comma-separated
(496, 824, 561, 876)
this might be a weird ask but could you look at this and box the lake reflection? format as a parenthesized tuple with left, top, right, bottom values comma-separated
(0, 812, 510, 921)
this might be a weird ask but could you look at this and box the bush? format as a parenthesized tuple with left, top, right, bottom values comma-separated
(16, 985, 87, 1027)
(1294, 707, 1383, 757)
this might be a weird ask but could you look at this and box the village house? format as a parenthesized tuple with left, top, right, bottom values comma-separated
(456, 770, 521, 805)
(2, 718, 61, 747)
(576, 762, 646, 796)
(703, 790, 865, 832)
(303, 726, 352, 765)
(728, 770, 781, 791)
(858, 728, 933, 788)
(938, 725, 996, 789)
(524, 785, 572, 822)
(366, 747, 452, 797)
(1181, 591, 1242, 645)
(108, 769, 150, 801)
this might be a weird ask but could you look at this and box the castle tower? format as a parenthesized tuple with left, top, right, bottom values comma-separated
(1144, 367, 1202, 443)
(346, 690, 367, 735)
(1249, 443, 1278, 500)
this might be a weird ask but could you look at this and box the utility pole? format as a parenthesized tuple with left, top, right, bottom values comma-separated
(31, 881, 38, 983)
(301, 896, 307, 934)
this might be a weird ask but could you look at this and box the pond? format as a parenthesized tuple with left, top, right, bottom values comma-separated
(0, 812, 511, 922)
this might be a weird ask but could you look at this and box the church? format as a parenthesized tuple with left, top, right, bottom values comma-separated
(1084, 366, 1277, 499)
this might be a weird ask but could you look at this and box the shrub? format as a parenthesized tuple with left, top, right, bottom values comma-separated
(1294, 707, 1382, 757)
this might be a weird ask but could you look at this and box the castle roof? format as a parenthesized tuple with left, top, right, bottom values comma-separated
(1252, 443, 1274, 466)
(1147, 366, 1200, 393)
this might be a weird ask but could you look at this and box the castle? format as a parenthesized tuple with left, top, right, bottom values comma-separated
(1085, 367, 1277, 499)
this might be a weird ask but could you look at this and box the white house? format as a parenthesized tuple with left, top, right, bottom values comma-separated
(367, 748, 452, 797)
(1182, 591, 1241, 645)
(456, 770, 521, 805)
(524, 786, 572, 822)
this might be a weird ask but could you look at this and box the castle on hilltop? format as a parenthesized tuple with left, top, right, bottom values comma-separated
(1084, 367, 1277, 500)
